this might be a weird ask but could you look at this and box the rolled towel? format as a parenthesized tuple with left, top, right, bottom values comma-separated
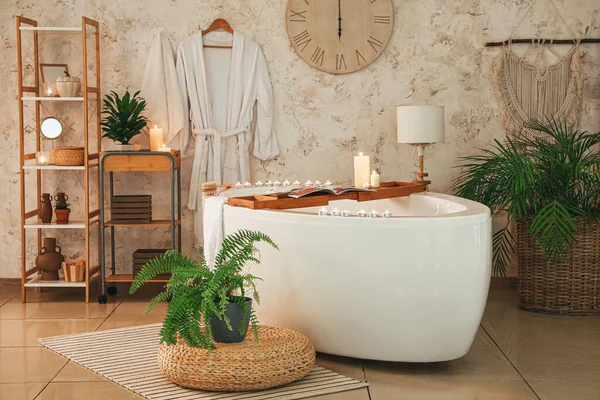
(203, 196, 228, 268)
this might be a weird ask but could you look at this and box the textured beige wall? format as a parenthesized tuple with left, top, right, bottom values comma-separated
(1, 0, 598, 278)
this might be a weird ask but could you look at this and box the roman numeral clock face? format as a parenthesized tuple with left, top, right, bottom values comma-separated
(286, 0, 394, 74)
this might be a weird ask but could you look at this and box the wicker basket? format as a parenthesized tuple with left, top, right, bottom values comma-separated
(158, 326, 315, 391)
(517, 218, 600, 315)
(52, 146, 84, 166)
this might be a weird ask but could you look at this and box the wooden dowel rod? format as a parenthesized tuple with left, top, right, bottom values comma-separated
(486, 38, 600, 47)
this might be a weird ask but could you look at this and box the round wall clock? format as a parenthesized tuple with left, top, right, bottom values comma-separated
(286, 0, 394, 74)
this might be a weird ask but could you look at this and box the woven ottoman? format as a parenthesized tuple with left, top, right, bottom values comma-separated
(157, 326, 316, 392)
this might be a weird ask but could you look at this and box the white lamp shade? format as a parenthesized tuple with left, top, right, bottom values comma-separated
(397, 105, 445, 144)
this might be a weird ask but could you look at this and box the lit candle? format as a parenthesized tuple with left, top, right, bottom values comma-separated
(369, 210, 380, 218)
(150, 125, 164, 152)
(274, 180, 281, 186)
(357, 210, 367, 218)
(158, 143, 171, 152)
(318, 207, 328, 216)
(364, 183, 371, 189)
(36, 151, 51, 166)
(244, 181, 252, 188)
(354, 152, 370, 189)
(325, 180, 332, 186)
(370, 170, 381, 188)
(255, 181, 264, 187)
(341, 210, 351, 217)
(305, 180, 312, 186)
(283, 180, 291, 186)
(315, 180, 322, 186)
(383, 210, 393, 218)
(331, 208, 341, 216)
(265, 180, 273, 186)
(293, 180, 301, 186)
(235, 182, 243, 189)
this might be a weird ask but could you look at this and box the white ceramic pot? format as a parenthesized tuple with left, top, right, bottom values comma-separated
(114, 143, 142, 151)
(56, 75, 81, 97)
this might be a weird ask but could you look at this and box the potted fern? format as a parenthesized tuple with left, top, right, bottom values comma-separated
(454, 118, 600, 315)
(101, 90, 148, 151)
(130, 230, 278, 349)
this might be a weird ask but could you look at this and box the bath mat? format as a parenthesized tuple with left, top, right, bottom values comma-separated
(39, 323, 368, 400)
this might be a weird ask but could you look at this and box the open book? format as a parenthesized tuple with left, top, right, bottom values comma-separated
(287, 185, 373, 198)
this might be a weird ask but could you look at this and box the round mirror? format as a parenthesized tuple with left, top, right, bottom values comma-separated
(41, 117, 64, 140)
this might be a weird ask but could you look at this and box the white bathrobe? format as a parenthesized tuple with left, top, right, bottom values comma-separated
(177, 31, 279, 241)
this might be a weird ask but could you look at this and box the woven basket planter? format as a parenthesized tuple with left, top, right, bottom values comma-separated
(517, 218, 600, 315)
(52, 146, 84, 166)
(157, 326, 315, 392)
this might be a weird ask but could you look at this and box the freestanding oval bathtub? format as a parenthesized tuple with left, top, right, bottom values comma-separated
(218, 189, 492, 362)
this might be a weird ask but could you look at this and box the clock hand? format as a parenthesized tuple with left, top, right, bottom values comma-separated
(338, 0, 342, 40)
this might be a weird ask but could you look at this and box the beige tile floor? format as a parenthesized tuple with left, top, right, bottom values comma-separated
(0, 281, 598, 400)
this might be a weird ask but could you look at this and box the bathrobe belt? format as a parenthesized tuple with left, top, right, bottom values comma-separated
(188, 127, 249, 210)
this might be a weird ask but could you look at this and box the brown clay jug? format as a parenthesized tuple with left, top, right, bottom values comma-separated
(40, 193, 53, 223)
(35, 237, 65, 280)
(54, 192, 68, 207)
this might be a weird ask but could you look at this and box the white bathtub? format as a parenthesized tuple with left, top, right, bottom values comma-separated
(219, 189, 492, 362)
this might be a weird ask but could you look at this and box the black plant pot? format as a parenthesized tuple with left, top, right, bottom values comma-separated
(211, 297, 252, 343)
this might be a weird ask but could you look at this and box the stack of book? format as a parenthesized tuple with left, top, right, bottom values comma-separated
(111, 195, 152, 224)
(132, 249, 170, 279)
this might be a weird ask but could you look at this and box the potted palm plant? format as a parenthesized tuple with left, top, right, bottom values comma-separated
(100, 90, 148, 151)
(454, 119, 600, 315)
(130, 230, 278, 349)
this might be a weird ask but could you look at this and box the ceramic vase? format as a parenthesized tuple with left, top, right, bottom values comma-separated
(35, 237, 65, 280)
(54, 192, 68, 207)
(40, 193, 53, 223)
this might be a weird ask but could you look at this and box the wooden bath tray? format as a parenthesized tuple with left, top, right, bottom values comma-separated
(227, 181, 427, 210)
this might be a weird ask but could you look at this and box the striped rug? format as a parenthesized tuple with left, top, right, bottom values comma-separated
(39, 323, 368, 400)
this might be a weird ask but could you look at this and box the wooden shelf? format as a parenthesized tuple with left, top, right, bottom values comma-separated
(24, 220, 86, 229)
(104, 219, 181, 228)
(21, 96, 84, 101)
(23, 165, 85, 170)
(24, 274, 97, 288)
(19, 26, 82, 32)
(106, 274, 170, 283)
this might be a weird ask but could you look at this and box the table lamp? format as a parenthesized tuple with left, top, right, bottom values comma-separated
(397, 105, 445, 185)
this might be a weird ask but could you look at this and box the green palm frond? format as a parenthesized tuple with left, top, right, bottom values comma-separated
(130, 230, 278, 350)
(454, 118, 600, 275)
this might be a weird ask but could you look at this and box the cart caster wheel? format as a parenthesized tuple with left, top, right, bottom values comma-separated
(107, 286, 117, 296)
(98, 295, 107, 304)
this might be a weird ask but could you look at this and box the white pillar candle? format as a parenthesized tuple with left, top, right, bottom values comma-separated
(354, 152, 370, 189)
(150, 125, 164, 152)
(370, 170, 381, 188)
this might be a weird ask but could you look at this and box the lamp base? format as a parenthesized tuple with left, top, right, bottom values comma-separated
(412, 148, 431, 185)
(412, 171, 431, 186)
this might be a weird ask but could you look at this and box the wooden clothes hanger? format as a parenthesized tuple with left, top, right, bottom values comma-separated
(202, 18, 234, 49)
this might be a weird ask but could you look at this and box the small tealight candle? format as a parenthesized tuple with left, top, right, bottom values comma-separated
(364, 183, 371, 189)
(341, 210, 351, 217)
(244, 181, 252, 188)
(357, 210, 367, 218)
(315, 180, 322, 185)
(293, 180, 301, 186)
(158, 144, 171, 152)
(255, 181, 264, 187)
(235, 182, 243, 189)
(369, 210, 380, 218)
(331, 208, 341, 216)
(283, 180, 291, 186)
(36, 151, 51, 166)
(265, 180, 273, 186)
(305, 180, 313, 186)
(318, 207, 328, 216)
(274, 180, 281, 186)
(325, 180, 332, 185)
(383, 210, 393, 218)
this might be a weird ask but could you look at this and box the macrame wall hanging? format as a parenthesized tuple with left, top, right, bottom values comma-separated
(487, 0, 597, 136)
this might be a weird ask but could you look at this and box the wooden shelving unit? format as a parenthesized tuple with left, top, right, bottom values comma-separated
(17, 16, 102, 303)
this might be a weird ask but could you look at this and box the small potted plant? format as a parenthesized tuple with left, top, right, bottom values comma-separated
(54, 203, 70, 224)
(130, 229, 278, 349)
(100, 90, 148, 151)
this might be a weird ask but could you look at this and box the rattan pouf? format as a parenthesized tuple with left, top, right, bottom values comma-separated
(157, 326, 316, 392)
